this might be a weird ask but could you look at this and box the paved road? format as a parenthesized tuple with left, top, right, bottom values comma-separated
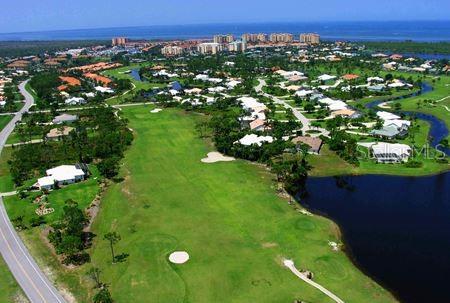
(284, 259, 345, 303)
(0, 80, 67, 303)
(255, 79, 330, 137)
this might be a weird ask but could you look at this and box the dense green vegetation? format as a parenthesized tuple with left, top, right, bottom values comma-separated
(0, 40, 110, 58)
(0, 114, 13, 131)
(362, 41, 450, 55)
(9, 106, 133, 185)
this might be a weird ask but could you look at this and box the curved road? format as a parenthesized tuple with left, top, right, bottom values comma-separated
(255, 79, 330, 137)
(0, 80, 67, 303)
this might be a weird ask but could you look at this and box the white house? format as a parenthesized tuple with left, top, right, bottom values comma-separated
(237, 97, 267, 112)
(36, 165, 86, 190)
(235, 134, 274, 146)
(318, 74, 336, 81)
(295, 90, 314, 98)
(95, 86, 114, 94)
(371, 143, 412, 163)
(377, 111, 401, 121)
(65, 97, 86, 106)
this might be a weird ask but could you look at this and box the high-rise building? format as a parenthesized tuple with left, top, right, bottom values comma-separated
(242, 33, 267, 43)
(161, 45, 184, 56)
(112, 37, 128, 46)
(213, 34, 234, 44)
(197, 42, 223, 54)
(269, 33, 293, 43)
(300, 33, 320, 44)
(228, 40, 247, 52)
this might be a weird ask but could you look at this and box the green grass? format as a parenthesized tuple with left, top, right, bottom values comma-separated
(0, 115, 13, 131)
(397, 75, 450, 141)
(80, 107, 395, 303)
(0, 255, 26, 303)
(102, 64, 168, 105)
(5, 132, 42, 145)
(4, 166, 100, 225)
(0, 148, 15, 193)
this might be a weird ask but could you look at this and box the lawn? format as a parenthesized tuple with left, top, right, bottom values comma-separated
(0, 148, 15, 193)
(0, 255, 26, 303)
(82, 106, 396, 303)
(0, 114, 13, 131)
(4, 166, 100, 226)
(4, 106, 400, 303)
(397, 75, 450, 141)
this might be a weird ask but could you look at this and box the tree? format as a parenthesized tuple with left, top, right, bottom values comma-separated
(93, 285, 113, 303)
(104, 232, 121, 263)
(87, 267, 102, 289)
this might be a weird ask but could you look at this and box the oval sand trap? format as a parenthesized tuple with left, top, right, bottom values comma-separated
(169, 251, 190, 264)
(150, 108, 163, 113)
(201, 152, 235, 163)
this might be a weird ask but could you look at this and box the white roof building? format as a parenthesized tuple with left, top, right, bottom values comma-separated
(36, 165, 86, 190)
(318, 97, 348, 111)
(95, 86, 114, 93)
(237, 97, 267, 112)
(226, 80, 241, 89)
(295, 90, 314, 97)
(235, 134, 274, 146)
(367, 77, 384, 83)
(371, 143, 412, 163)
(377, 111, 401, 121)
(318, 74, 336, 81)
(65, 97, 86, 105)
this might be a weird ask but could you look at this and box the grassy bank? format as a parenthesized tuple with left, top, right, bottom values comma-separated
(0, 255, 27, 302)
(0, 115, 13, 131)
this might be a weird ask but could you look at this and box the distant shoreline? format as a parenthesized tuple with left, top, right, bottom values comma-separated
(0, 20, 449, 42)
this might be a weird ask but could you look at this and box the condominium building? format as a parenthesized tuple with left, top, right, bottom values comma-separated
(228, 41, 247, 52)
(300, 33, 320, 44)
(241, 33, 267, 43)
(213, 34, 234, 44)
(269, 33, 294, 43)
(197, 42, 223, 54)
(111, 37, 128, 46)
(161, 45, 184, 56)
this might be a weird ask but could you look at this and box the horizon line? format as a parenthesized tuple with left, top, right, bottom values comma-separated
(1, 19, 449, 36)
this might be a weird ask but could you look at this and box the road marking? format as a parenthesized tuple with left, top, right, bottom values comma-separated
(0, 208, 47, 302)
(0, 80, 66, 303)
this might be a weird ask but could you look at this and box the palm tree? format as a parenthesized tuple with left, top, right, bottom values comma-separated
(104, 232, 121, 263)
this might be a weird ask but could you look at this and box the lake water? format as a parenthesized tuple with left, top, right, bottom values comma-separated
(1, 21, 450, 42)
(301, 173, 450, 303)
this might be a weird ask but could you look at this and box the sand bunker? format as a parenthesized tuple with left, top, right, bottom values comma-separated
(201, 152, 235, 163)
(169, 251, 190, 264)
(150, 108, 163, 113)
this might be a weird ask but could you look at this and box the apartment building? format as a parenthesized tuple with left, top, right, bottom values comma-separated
(197, 42, 223, 54)
(269, 33, 294, 43)
(228, 41, 247, 52)
(300, 33, 320, 44)
(111, 37, 129, 46)
(213, 34, 234, 44)
(161, 45, 184, 56)
(241, 33, 267, 43)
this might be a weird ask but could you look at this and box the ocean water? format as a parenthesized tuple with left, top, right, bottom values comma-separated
(0, 21, 449, 42)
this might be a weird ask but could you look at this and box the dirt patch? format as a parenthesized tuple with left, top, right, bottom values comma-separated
(262, 242, 278, 248)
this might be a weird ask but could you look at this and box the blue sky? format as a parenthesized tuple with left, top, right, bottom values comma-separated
(1, 0, 449, 33)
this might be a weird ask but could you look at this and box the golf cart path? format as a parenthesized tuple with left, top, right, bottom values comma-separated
(284, 259, 345, 303)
